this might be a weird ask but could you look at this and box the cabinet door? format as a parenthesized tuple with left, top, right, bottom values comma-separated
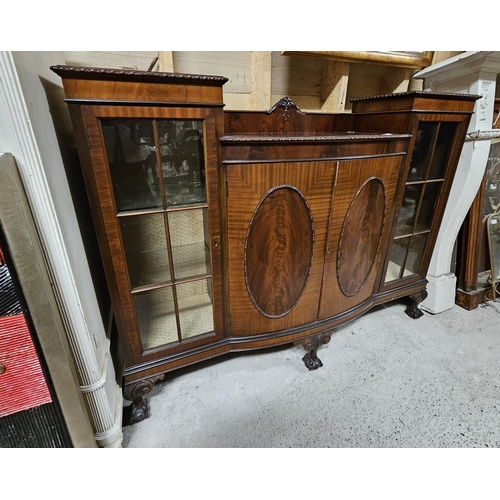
(318, 155, 404, 319)
(382, 120, 460, 289)
(226, 161, 336, 336)
(79, 105, 223, 363)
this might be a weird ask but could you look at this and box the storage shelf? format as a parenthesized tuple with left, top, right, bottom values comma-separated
(137, 288, 214, 351)
(127, 242, 210, 291)
(171, 242, 210, 280)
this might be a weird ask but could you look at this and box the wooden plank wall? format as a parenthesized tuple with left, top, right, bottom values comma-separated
(62, 51, 462, 113)
(169, 51, 437, 112)
(63, 51, 159, 71)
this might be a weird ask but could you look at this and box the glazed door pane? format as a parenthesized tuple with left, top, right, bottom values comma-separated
(396, 184, 423, 237)
(385, 236, 411, 282)
(100, 115, 216, 352)
(119, 213, 171, 289)
(168, 208, 211, 280)
(384, 119, 459, 286)
(416, 182, 442, 232)
(102, 118, 207, 212)
(134, 287, 178, 350)
(407, 122, 437, 181)
(428, 122, 458, 180)
(158, 120, 207, 207)
(403, 234, 428, 277)
(177, 279, 214, 340)
(102, 119, 161, 211)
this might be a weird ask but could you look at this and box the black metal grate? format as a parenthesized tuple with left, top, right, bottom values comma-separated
(0, 402, 72, 448)
(0, 234, 72, 448)
(0, 265, 22, 316)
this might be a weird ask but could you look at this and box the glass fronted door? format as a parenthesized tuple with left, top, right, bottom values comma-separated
(101, 118, 214, 352)
(384, 121, 458, 285)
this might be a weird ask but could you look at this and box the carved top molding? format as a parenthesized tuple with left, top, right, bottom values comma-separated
(50, 65, 229, 86)
(351, 90, 481, 103)
(221, 133, 412, 143)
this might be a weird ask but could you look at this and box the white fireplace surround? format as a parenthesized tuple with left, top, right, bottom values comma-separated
(0, 51, 122, 447)
(413, 51, 500, 314)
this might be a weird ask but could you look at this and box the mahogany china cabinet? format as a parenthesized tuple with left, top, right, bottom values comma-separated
(51, 65, 479, 423)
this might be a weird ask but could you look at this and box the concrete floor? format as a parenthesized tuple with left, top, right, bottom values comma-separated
(122, 298, 500, 448)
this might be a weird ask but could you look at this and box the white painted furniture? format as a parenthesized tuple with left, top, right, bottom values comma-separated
(413, 51, 500, 314)
(0, 51, 122, 447)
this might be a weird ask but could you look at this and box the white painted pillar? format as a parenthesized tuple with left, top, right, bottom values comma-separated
(412, 52, 500, 314)
(0, 51, 123, 447)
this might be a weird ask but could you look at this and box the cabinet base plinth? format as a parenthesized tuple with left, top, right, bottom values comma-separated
(456, 287, 489, 310)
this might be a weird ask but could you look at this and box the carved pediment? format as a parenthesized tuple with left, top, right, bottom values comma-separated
(267, 97, 303, 121)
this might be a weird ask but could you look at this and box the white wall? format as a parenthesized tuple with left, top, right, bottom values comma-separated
(12, 52, 108, 358)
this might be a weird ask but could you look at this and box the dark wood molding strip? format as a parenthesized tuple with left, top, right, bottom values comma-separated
(51, 65, 228, 85)
(351, 90, 481, 103)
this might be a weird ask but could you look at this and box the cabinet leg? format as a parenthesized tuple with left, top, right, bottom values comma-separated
(123, 374, 165, 425)
(294, 330, 334, 371)
(405, 289, 428, 319)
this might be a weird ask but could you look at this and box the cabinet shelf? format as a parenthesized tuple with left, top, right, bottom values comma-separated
(126, 242, 211, 292)
(136, 281, 214, 351)
(171, 242, 211, 281)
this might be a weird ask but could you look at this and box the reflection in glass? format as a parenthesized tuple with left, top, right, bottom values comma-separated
(428, 122, 457, 179)
(177, 279, 214, 340)
(385, 237, 410, 282)
(385, 120, 458, 286)
(408, 122, 437, 181)
(416, 182, 441, 233)
(482, 140, 500, 216)
(101, 118, 208, 211)
(487, 213, 500, 282)
(157, 120, 207, 207)
(403, 234, 428, 277)
(134, 287, 178, 350)
(168, 209, 211, 280)
(120, 214, 171, 289)
(396, 184, 422, 236)
(102, 119, 162, 211)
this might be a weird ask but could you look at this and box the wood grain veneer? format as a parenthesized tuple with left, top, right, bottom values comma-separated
(52, 66, 479, 423)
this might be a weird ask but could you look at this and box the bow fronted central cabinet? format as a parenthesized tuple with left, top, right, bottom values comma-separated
(51, 66, 478, 423)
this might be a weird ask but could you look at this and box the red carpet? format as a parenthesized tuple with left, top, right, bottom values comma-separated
(0, 314, 52, 417)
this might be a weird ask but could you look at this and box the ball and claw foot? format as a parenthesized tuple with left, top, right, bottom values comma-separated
(128, 396, 149, 424)
(405, 290, 428, 319)
(294, 330, 334, 371)
(123, 373, 164, 425)
(302, 350, 324, 370)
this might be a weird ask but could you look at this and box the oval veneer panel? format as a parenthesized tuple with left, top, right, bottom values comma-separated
(245, 186, 314, 318)
(337, 177, 386, 296)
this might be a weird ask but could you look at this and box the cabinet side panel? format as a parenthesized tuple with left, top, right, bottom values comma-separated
(68, 105, 138, 365)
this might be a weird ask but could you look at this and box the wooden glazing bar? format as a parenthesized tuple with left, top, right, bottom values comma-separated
(152, 119, 182, 344)
(130, 273, 212, 294)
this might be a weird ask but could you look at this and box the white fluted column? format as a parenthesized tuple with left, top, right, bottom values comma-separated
(413, 51, 500, 313)
(0, 51, 122, 447)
